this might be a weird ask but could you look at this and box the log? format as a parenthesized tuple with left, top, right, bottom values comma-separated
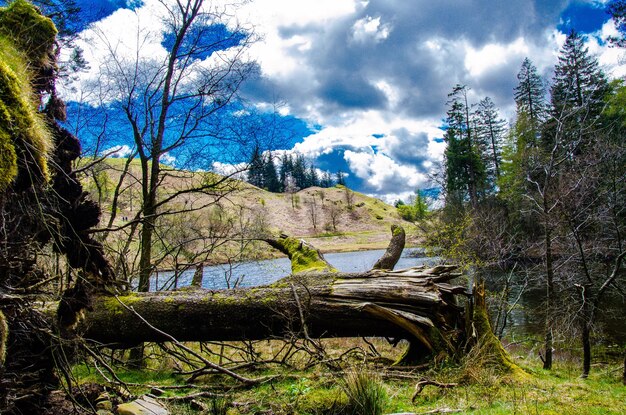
(78, 230, 469, 363)
(373, 224, 406, 270)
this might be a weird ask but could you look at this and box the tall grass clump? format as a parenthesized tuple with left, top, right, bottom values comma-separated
(208, 395, 230, 415)
(342, 370, 387, 415)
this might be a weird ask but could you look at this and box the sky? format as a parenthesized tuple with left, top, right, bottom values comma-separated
(63, 0, 626, 203)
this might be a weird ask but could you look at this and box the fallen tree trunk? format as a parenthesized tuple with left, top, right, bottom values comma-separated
(79, 231, 468, 363)
(83, 266, 465, 346)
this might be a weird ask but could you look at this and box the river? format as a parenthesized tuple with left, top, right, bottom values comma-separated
(151, 247, 439, 291)
(151, 249, 625, 343)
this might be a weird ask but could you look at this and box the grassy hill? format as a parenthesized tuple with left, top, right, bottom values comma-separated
(80, 157, 417, 266)
(233, 183, 418, 252)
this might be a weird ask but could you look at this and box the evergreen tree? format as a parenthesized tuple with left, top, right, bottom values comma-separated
(262, 152, 280, 192)
(514, 57, 547, 145)
(444, 84, 486, 206)
(336, 170, 346, 186)
(247, 146, 265, 188)
(501, 59, 547, 204)
(307, 165, 319, 187)
(607, 0, 626, 47)
(474, 96, 506, 185)
(279, 153, 293, 192)
(321, 171, 333, 188)
(292, 154, 308, 189)
(550, 30, 609, 132)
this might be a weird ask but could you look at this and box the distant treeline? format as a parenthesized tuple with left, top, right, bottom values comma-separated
(246, 149, 346, 192)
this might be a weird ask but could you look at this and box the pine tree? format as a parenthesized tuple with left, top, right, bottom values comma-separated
(607, 0, 626, 47)
(247, 146, 265, 188)
(292, 154, 308, 189)
(474, 96, 506, 185)
(336, 170, 346, 186)
(279, 153, 293, 192)
(320, 171, 333, 188)
(307, 165, 319, 187)
(551, 30, 609, 122)
(547, 30, 609, 155)
(444, 84, 486, 205)
(262, 152, 280, 192)
(514, 58, 547, 145)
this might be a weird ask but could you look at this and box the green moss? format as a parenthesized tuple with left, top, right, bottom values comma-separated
(101, 294, 141, 315)
(471, 283, 527, 378)
(0, 1, 56, 189)
(0, 128, 17, 190)
(0, 0, 57, 70)
(278, 237, 337, 274)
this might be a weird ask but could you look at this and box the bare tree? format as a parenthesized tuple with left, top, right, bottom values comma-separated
(327, 202, 342, 232)
(306, 197, 319, 232)
(81, 0, 255, 292)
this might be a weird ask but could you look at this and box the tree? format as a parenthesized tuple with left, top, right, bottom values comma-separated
(307, 164, 319, 188)
(514, 57, 547, 135)
(336, 170, 346, 186)
(549, 30, 609, 151)
(86, 0, 254, 293)
(320, 171, 333, 188)
(474, 96, 506, 184)
(443, 84, 486, 206)
(607, 0, 626, 47)
(279, 152, 293, 191)
(306, 196, 319, 231)
(247, 146, 265, 188)
(292, 153, 308, 189)
(262, 152, 280, 192)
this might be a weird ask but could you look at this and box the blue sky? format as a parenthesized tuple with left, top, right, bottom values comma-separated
(61, 0, 625, 202)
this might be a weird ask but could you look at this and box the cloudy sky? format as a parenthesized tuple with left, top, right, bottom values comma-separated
(65, 0, 625, 202)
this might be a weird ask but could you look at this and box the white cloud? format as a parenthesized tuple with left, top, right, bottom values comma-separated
(103, 144, 134, 158)
(343, 150, 428, 191)
(212, 161, 248, 180)
(352, 16, 391, 43)
(587, 20, 626, 78)
(160, 152, 176, 165)
(465, 38, 529, 77)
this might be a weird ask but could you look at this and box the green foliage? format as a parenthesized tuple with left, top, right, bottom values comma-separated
(423, 213, 481, 268)
(341, 370, 387, 415)
(444, 84, 488, 205)
(603, 79, 626, 126)
(397, 190, 429, 222)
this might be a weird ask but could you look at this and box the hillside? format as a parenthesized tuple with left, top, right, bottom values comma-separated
(234, 184, 419, 252)
(81, 157, 418, 263)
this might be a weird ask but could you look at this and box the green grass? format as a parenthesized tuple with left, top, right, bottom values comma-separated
(70, 340, 625, 415)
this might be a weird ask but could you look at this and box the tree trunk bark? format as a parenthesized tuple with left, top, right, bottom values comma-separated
(81, 265, 467, 361)
(373, 225, 406, 270)
(543, 224, 554, 370)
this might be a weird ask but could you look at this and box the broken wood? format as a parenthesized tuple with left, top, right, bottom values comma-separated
(78, 228, 469, 364)
(411, 379, 458, 402)
(373, 224, 406, 270)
